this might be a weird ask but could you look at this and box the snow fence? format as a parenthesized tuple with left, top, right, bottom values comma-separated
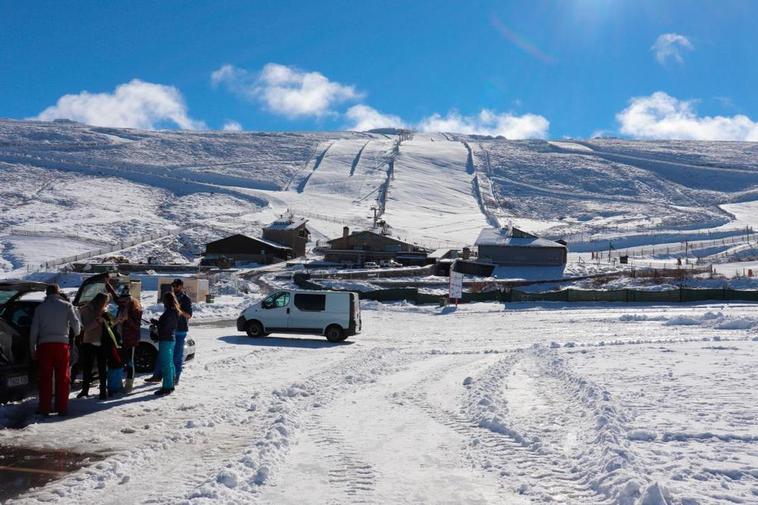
(293, 274, 758, 305)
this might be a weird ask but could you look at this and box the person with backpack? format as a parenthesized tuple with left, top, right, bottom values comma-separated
(77, 293, 111, 400)
(114, 289, 142, 393)
(152, 291, 179, 396)
(30, 284, 82, 416)
(145, 279, 192, 385)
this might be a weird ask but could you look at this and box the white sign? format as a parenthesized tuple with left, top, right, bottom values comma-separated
(449, 270, 463, 300)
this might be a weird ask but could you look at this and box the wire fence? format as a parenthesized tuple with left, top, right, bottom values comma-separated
(9, 227, 112, 245)
(548, 226, 754, 247)
(591, 231, 756, 260)
(24, 230, 175, 273)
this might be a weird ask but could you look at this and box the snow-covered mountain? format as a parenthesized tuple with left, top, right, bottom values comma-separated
(1, 119, 757, 273)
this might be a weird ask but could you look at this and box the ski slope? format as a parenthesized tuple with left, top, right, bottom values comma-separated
(383, 138, 490, 247)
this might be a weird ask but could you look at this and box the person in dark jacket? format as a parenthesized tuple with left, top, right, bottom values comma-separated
(153, 291, 178, 396)
(30, 284, 82, 416)
(145, 278, 192, 385)
(114, 290, 142, 393)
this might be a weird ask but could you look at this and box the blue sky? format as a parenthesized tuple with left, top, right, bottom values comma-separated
(1, 0, 757, 139)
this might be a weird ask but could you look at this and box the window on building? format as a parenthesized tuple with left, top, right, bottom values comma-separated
(294, 293, 326, 312)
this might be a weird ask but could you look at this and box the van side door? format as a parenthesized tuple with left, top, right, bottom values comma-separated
(291, 293, 327, 331)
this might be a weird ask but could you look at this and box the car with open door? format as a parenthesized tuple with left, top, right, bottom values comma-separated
(71, 272, 196, 373)
(0, 273, 196, 402)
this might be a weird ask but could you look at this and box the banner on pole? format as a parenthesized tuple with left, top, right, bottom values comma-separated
(449, 270, 463, 300)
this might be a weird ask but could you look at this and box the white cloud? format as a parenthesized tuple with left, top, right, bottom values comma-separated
(417, 109, 549, 139)
(651, 33, 694, 65)
(35, 79, 204, 130)
(222, 120, 243, 131)
(616, 91, 758, 141)
(211, 64, 245, 88)
(344, 105, 406, 131)
(212, 63, 362, 118)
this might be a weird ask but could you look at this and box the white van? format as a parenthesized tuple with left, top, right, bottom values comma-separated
(237, 290, 361, 342)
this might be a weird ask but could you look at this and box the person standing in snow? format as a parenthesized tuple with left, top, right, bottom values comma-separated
(145, 278, 192, 385)
(152, 291, 179, 396)
(29, 284, 82, 416)
(77, 293, 110, 400)
(114, 289, 142, 394)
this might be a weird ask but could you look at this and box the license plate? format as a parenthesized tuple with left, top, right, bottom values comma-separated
(7, 375, 28, 387)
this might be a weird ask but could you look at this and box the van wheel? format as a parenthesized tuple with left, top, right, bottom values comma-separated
(135, 343, 157, 373)
(246, 320, 265, 338)
(325, 325, 346, 343)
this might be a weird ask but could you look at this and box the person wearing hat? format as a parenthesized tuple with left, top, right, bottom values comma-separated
(114, 287, 143, 393)
(145, 278, 192, 385)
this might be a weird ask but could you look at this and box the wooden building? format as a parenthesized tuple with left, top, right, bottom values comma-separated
(325, 227, 427, 266)
(475, 227, 567, 266)
(262, 217, 310, 257)
(202, 234, 293, 266)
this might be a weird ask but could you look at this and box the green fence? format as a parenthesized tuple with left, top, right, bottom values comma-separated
(293, 274, 758, 305)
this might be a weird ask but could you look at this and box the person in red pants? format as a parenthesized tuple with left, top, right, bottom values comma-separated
(29, 284, 82, 417)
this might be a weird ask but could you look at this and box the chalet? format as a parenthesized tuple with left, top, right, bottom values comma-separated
(202, 234, 293, 266)
(475, 227, 567, 266)
(325, 227, 427, 266)
(262, 216, 310, 257)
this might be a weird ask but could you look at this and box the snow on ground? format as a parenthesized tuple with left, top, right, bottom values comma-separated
(1, 301, 756, 505)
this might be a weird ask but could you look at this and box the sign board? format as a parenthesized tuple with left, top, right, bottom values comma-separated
(449, 270, 463, 300)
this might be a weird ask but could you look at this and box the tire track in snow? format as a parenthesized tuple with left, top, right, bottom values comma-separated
(7, 346, 337, 505)
(397, 350, 614, 504)
(179, 347, 419, 504)
(306, 412, 377, 504)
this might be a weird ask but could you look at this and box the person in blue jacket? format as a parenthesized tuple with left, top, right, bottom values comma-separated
(152, 291, 178, 396)
(145, 278, 193, 385)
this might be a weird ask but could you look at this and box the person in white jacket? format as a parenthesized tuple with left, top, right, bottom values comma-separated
(30, 284, 82, 416)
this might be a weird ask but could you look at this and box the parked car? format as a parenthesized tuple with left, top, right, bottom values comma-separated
(363, 262, 379, 269)
(0, 280, 47, 402)
(379, 260, 402, 268)
(237, 290, 361, 342)
(0, 273, 195, 402)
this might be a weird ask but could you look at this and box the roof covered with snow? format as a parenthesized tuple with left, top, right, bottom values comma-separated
(475, 228, 566, 249)
(264, 217, 309, 231)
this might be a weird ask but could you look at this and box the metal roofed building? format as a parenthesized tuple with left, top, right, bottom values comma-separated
(475, 227, 567, 266)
